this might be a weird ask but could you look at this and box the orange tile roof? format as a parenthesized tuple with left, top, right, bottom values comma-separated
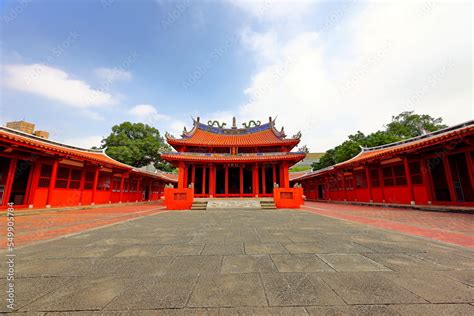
(161, 152, 306, 164)
(166, 119, 300, 148)
(291, 121, 474, 182)
(289, 171, 309, 180)
(0, 127, 177, 182)
(167, 128, 299, 147)
(132, 168, 178, 182)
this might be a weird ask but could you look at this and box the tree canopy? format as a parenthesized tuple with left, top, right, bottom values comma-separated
(101, 122, 174, 172)
(312, 111, 447, 171)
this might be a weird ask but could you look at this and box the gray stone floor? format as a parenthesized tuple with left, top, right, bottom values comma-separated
(1, 208, 474, 315)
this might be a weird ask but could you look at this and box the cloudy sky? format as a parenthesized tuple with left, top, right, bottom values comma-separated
(0, 0, 472, 151)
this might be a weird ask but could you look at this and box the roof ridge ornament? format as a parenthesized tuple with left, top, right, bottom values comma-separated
(207, 120, 227, 128)
(232, 117, 237, 129)
(242, 120, 261, 129)
(165, 132, 175, 139)
(292, 131, 302, 139)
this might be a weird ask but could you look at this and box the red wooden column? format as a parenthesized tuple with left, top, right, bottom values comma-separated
(119, 172, 125, 203)
(421, 159, 433, 204)
(442, 155, 456, 202)
(108, 172, 114, 203)
(225, 165, 229, 195)
(78, 165, 86, 205)
(191, 165, 196, 188)
(403, 157, 415, 205)
(26, 159, 41, 207)
(365, 165, 373, 203)
(46, 159, 58, 208)
(209, 164, 215, 197)
(202, 166, 207, 195)
(253, 163, 259, 197)
(378, 166, 385, 203)
(341, 171, 347, 201)
(465, 152, 474, 190)
(136, 178, 142, 201)
(261, 165, 266, 194)
(183, 164, 188, 188)
(91, 167, 100, 205)
(272, 164, 276, 187)
(282, 162, 290, 188)
(178, 161, 185, 189)
(239, 165, 244, 196)
(2, 158, 17, 206)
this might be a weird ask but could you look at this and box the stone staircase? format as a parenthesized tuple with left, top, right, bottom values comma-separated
(190, 198, 277, 210)
(207, 199, 261, 210)
(260, 199, 277, 209)
(191, 200, 208, 210)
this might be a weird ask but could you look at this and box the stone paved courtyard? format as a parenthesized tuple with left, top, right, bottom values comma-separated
(1, 205, 474, 314)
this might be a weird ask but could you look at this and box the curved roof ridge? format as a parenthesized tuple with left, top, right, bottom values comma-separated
(0, 126, 104, 154)
(364, 120, 474, 152)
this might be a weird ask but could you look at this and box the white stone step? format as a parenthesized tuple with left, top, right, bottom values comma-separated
(206, 199, 262, 210)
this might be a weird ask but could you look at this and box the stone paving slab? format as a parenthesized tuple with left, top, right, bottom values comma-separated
(104, 275, 198, 310)
(187, 274, 268, 308)
(364, 252, 450, 271)
(305, 305, 400, 315)
(166, 256, 222, 275)
(244, 242, 288, 255)
(260, 273, 344, 306)
(270, 254, 334, 272)
(319, 272, 428, 304)
(2, 206, 473, 314)
(383, 271, 474, 303)
(221, 255, 277, 273)
(318, 254, 392, 272)
(22, 276, 131, 312)
(0, 277, 72, 313)
(201, 242, 244, 255)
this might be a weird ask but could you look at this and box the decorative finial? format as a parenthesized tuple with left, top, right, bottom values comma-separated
(232, 117, 237, 129)
(207, 120, 227, 128)
(292, 131, 302, 139)
(242, 120, 262, 129)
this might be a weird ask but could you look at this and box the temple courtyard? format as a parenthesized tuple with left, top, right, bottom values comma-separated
(1, 202, 474, 314)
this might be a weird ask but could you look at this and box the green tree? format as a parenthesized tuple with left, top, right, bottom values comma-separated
(385, 111, 447, 138)
(101, 122, 174, 172)
(312, 112, 447, 171)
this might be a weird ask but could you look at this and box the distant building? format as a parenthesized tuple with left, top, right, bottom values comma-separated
(6, 120, 49, 139)
(292, 152, 324, 170)
(6, 120, 35, 134)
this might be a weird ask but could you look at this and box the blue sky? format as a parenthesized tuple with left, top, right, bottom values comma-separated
(1, 0, 472, 150)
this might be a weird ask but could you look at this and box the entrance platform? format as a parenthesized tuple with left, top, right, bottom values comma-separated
(195, 198, 275, 210)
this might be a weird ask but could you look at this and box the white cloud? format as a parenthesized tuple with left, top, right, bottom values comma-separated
(94, 67, 132, 83)
(1, 64, 115, 107)
(61, 135, 103, 149)
(235, 1, 472, 151)
(232, 0, 316, 21)
(128, 104, 170, 123)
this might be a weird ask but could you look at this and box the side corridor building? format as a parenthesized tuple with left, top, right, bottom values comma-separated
(0, 126, 177, 209)
(291, 121, 474, 207)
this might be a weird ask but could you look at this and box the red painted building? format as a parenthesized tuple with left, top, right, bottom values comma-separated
(162, 117, 305, 198)
(0, 126, 177, 209)
(291, 121, 474, 207)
